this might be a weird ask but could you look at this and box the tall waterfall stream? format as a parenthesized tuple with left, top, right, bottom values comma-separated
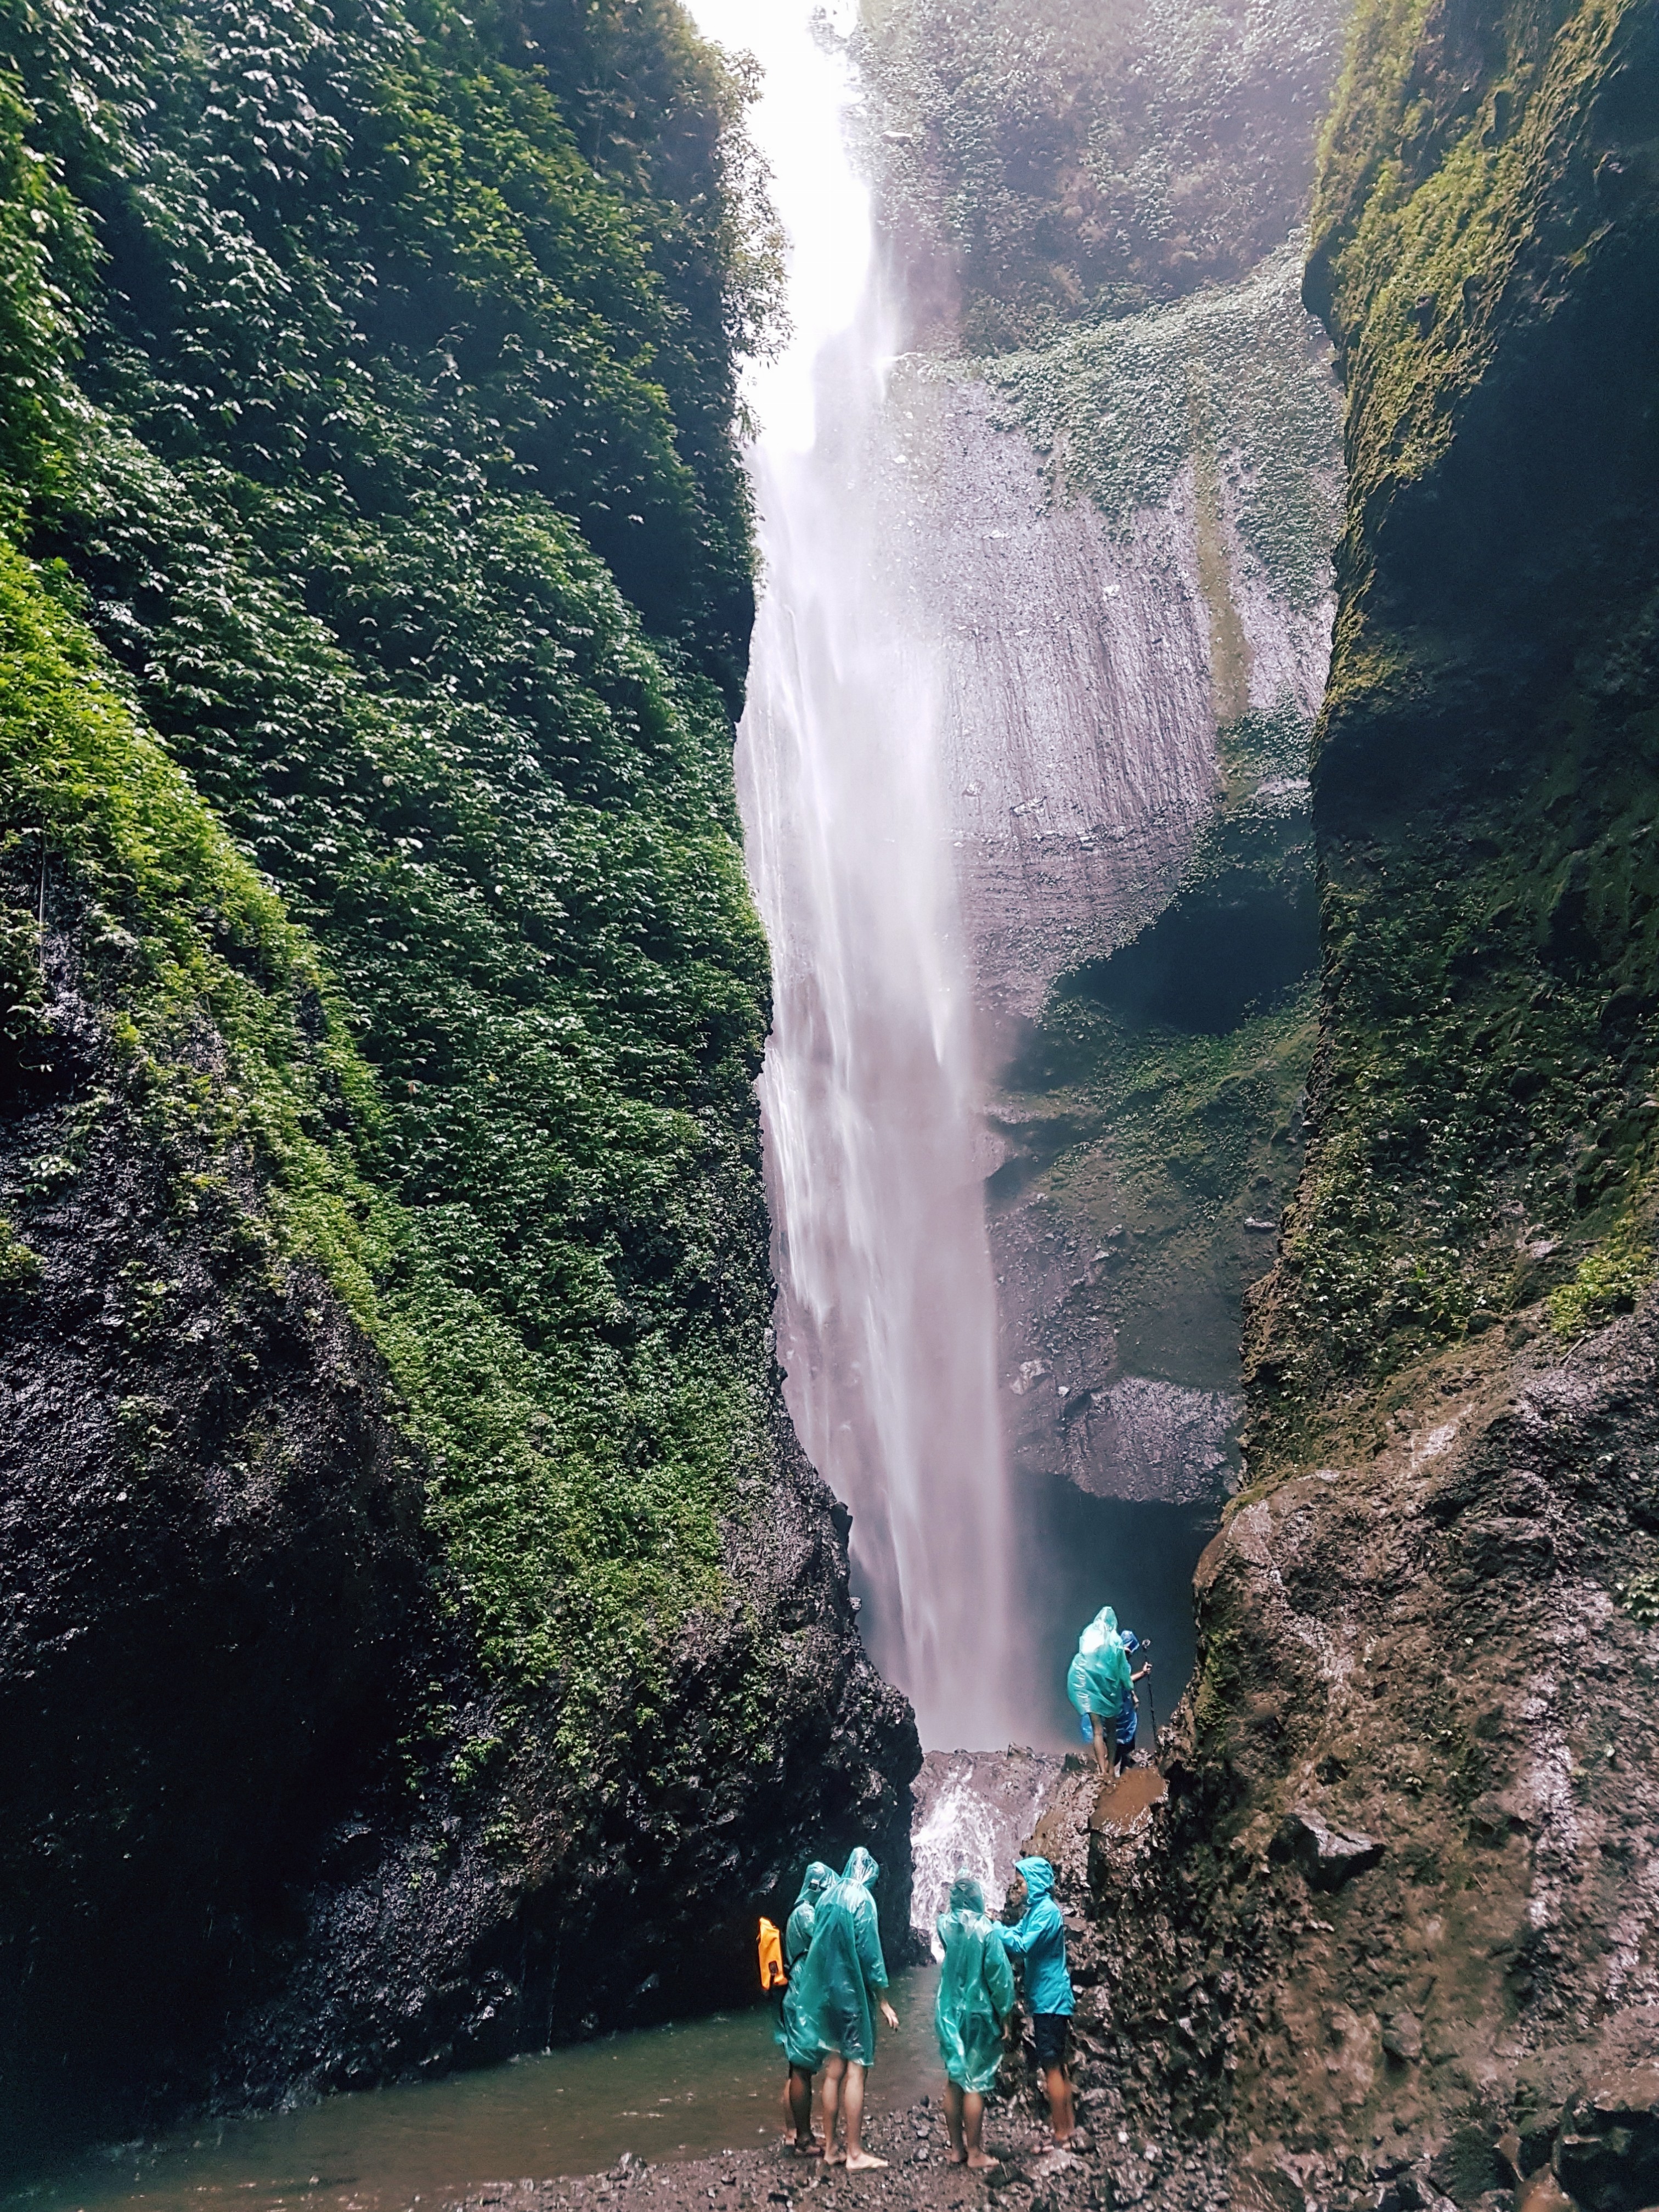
(695, 0, 1026, 1749)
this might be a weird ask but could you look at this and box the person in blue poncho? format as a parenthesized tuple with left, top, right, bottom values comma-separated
(1000, 1856, 1076, 2145)
(776, 1861, 836, 2154)
(1067, 1605, 1135, 1777)
(780, 1847, 899, 2171)
(935, 1873, 1015, 2170)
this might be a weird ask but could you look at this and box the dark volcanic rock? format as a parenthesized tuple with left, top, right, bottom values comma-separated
(0, 924, 918, 2148)
(1554, 2075, 1659, 2212)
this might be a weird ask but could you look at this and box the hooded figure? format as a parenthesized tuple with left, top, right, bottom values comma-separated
(782, 1847, 890, 2069)
(786, 1861, 837, 1970)
(774, 1861, 838, 2056)
(1066, 1606, 1133, 1743)
(999, 1856, 1074, 2018)
(934, 1875, 1016, 2095)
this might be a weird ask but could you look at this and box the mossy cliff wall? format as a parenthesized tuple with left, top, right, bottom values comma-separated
(1077, 2, 1659, 2199)
(0, 0, 917, 2152)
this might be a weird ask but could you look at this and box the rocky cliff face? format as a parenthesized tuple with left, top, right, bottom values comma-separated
(853, 0, 1346, 1721)
(1080, 3, 1659, 2202)
(0, 0, 917, 2153)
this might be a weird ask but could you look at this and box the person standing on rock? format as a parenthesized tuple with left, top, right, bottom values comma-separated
(1067, 1606, 1134, 1778)
(776, 1861, 836, 2155)
(1113, 1629, 1153, 1776)
(1000, 1856, 1077, 2146)
(935, 1872, 1016, 2171)
(781, 1845, 899, 2171)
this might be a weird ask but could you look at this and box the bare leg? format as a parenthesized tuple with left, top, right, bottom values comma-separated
(820, 2054, 845, 2161)
(963, 2090, 995, 2168)
(786, 2064, 818, 2150)
(1090, 1713, 1111, 1776)
(841, 2062, 887, 2170)
(944, 2080, 966, 2162)
(1042, 2062, 1076, 2143)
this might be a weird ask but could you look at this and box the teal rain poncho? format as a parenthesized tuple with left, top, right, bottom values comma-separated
(781, 1846, 889, 2068)
(934, 1875, 1015, 2095)
(1066, 1605, 1132, 1737)
(775, 1861, 837, 2052)
(785, 1861, 837, 1969)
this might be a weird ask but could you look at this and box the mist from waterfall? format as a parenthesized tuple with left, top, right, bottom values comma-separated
(686, 0, 1024, 1750)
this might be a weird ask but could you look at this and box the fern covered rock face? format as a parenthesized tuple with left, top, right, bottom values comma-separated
(857, 0, 1348, 350)
(1070, 2, 1659, 2195)
(0, 0, 916, 2147)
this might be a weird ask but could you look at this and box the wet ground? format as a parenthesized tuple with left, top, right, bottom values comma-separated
(462, 2092, 1240, 2212)
(3, 1974, 950, 2212)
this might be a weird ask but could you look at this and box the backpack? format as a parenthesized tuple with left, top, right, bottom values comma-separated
(757, 1916, 787, 1992)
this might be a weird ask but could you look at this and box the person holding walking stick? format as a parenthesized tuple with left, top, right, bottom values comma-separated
(1112, 1629, 1154, 1776)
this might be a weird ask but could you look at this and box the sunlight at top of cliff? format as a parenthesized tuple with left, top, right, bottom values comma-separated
(687, 0, 870, 454)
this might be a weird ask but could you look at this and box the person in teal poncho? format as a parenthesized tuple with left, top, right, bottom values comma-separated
(776, 1861, 836, 2154)
(935, 1873, 1015, 2171)
(1001, 1856, 1076, 2145)
(781, 1847, 899, 2171)
(1067, 1605, 1134, 1777)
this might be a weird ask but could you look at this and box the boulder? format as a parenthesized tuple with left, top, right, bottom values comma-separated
(1271, 1808, 1385, 1889)
(1382, 2012, 1424, 2062)
(1554, 2074, 1659, 2211)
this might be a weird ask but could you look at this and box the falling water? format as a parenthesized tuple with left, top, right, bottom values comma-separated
(687, 0, 1024, 1749)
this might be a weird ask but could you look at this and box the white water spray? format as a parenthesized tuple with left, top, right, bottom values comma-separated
(687, 0, 1023, 1749)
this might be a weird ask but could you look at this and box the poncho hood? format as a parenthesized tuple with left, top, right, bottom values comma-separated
(1015, 1855, 1056, 1902)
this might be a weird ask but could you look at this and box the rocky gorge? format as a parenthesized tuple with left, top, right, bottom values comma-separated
(3, 0, 1658, 2198)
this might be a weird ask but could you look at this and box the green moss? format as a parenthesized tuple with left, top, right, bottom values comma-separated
(1615, 1569, 1659, 1628)
(1307, 0, 1639, 542)
(0, 1209, 41, 1291)
(1245, 0, 1659, 1465)
(1548, 1204, 1657, 1338)
(0, 0, 788, 1752)
(856, 0, 1347, 348)
(0, 517, 774, 1744)
(984, 245, 1344, 610)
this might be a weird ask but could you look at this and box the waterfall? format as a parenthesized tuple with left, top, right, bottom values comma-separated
(687, 0, 1024, 1750)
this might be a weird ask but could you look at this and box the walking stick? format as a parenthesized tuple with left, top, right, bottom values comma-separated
(1145, 1676, 1159, 1769)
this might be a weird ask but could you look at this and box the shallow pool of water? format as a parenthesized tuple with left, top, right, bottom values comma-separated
(8, 1967, 944, 2212)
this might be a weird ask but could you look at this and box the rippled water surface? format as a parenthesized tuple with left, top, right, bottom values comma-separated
(9, 1968, 943, 2212)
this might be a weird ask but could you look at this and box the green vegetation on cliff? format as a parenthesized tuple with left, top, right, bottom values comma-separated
(1246, 0, 1659, 1466)
(857, 0, 1347, 348)
(0, 0, 786, 1727)
(986, 243, 1344, 610)
(1003, 703, 1318, 1399)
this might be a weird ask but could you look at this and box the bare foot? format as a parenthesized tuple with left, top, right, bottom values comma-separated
(788, 2140, 823, 2157)
(843, 2152, 888, 2171)
(967, 2152, 998, 2171)
(946, 2148, 966, 2165)
(823, 2149, 847, 2167)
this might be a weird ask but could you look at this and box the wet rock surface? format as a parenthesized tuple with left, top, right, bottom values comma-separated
(1073, 1312, 1659, 2191)
(0, 930, 919, 2145)
(456, 2097, 1241, 2212)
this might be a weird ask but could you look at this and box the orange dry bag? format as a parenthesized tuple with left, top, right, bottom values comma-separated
(758, 1916, 787, 1993)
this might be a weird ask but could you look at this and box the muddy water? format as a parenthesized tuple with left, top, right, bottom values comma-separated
(8, 1970, 942, 2212)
